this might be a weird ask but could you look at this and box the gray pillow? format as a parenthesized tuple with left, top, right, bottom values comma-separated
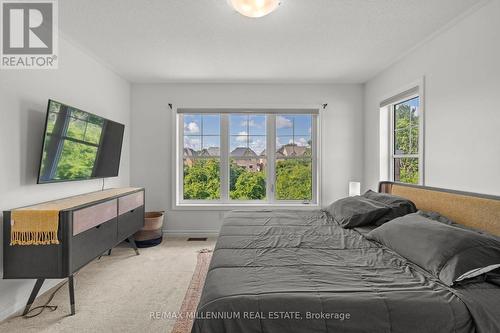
(366, 213, 500, 286)
(362, 190, 413, 206)
(362, 190, 417, 225)
(416, 210, 454, 224)
(325, 196, 391, 228)
(417, 210, 500, 240)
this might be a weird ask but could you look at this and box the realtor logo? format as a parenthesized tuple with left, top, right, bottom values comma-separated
(1, 0, 58, 69)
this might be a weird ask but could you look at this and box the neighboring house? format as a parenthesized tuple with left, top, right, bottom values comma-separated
(231, 147, 261, 171)
(184, 146, 221, 167)
(231, 147, 257, 158)
(258, 150, 267, 171)
(186, 146, 299, 172)
(183, 148, 197, 167)
(276, 143, 310, 158)
(206, 147, 220, 157)
(198, 147, 220, 157)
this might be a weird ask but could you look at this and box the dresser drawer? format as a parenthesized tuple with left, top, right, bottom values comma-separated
(73, 199, 117, 236)
(118, 191, 144, 216)
(117, 206, 144, 241)
(71, 218, 117, 272)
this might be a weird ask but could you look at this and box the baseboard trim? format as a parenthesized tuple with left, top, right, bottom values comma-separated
(0, 278, 63, 322)
(162, 230, 219, 238)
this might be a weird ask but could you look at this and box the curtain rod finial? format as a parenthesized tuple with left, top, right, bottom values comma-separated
(322, 103, 328, 109)
(168, 103, 173, 110)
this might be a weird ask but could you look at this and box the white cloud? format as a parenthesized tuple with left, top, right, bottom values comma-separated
(236, 131, 248, 142)
(241, 119, 257, 128)
(296, 137, 309, 147)
(275, 137, 290, 148)
(184, 121, 200, 134)
(276, 116, 293, 129)
(184, 136, 200, 149)
(232, 132, 266, 155)
(276, 137, 309, 147)
(249, 138, 266, 155)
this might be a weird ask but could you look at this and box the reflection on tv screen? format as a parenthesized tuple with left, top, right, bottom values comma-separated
(38, 100, 124, 183)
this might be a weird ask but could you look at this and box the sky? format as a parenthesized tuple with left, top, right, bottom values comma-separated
(396, 96, 420, 116)
(401, 96, 420, 108)
(184, 114, 312, 155)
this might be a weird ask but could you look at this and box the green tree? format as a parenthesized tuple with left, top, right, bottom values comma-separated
(42, 110, 105, 180)
(183, 159, 220, 199)
(55, 141, 97, 179)
(183, 158, 313, 201)
(394, 103, 419, 184)
(276, 159, 312, 200)
(230, 163, 245, 193)
(231, 171, 266, 200)
(396, 158, 419, 184)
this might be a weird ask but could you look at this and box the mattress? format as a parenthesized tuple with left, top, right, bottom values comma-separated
(192, 210, 500, 333)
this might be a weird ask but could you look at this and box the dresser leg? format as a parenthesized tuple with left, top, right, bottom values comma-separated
(22, 278, 45, 316)
(127, 237, 140, 255)
(68, 275, 75, 315)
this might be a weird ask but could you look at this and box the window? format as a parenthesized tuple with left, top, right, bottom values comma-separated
(229, 115, 267, 200)
(275, 115, 313, 200)
(177, 110, 319, 206)
(390, 96, 422, 184)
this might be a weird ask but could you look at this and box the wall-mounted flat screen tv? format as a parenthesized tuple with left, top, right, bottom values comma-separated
(37, 100, 125, 184)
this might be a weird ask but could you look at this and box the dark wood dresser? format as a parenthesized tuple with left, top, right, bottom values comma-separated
(2, 187, 145, 315)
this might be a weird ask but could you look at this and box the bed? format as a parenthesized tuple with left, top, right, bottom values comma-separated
(192, 182, 500, 333)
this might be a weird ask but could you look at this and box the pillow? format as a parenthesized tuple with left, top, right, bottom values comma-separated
(325, 196, 391, 228)
(362, 190, 413, 206)
(366, 213, 500, 286)
(417, 210, 500, 240)
(416, 210, 454, 224)
(362, 190, 417, 225)
(485, 268, 500, 287)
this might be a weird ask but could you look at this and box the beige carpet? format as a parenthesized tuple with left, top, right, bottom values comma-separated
(0, 236, 216, 333)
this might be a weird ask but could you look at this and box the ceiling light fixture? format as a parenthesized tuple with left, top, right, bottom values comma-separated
(228, 0, 281, 18)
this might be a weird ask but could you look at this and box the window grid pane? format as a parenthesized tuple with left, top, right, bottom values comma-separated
(276, 158, 313, 201)
(182, 114, 221, 200)
(394, 97, 419, 156)
(229, 158, 266, 200)
(274, 115, 313, 201)
(229, 115, 267, 201)
(394, 157, 419, 184)
(183, 158, 220, 200)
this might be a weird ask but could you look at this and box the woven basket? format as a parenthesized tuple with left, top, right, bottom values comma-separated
(134, 211, 164, 242)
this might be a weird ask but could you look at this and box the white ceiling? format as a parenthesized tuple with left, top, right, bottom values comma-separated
(59, 0, 483, 83)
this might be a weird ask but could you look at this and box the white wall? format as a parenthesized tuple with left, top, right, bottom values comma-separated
(0, 38, 131, 320)
(131, 83, 364, 234)
(363, 0, 500, 195)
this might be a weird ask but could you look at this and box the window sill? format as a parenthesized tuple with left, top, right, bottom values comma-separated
(172, 203, 320, 211)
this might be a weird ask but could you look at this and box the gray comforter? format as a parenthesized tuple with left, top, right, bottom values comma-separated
(192, 210, 500, 333)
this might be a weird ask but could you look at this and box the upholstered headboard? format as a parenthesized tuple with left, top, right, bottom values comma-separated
(379, 181, 500, 237)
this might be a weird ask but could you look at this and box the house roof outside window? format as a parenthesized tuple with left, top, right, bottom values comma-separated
(231, 147, 258, 157)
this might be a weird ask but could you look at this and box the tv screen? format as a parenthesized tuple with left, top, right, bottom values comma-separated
(37, 100, 125, 184)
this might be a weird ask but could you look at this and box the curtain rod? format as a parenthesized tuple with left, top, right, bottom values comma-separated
(168, 103, 328, 111)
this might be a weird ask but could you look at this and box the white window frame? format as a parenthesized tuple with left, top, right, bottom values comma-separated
(174, 108, 321, 209)
(387, 91, 425, 185)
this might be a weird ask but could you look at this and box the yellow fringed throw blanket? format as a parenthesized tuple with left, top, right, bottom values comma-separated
(10, 210, 60, 245)
(10, 187, 142, 246)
